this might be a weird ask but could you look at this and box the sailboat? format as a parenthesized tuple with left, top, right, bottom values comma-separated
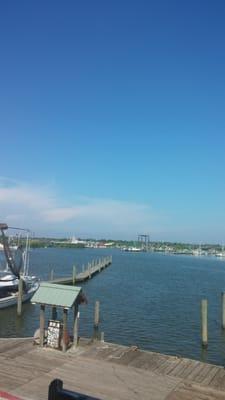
(0, 223, 39, 309)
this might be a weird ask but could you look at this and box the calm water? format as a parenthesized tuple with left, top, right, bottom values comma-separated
(1, 248, 225, 366)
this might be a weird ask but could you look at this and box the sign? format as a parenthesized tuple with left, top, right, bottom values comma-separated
(47, 320, 62, 349)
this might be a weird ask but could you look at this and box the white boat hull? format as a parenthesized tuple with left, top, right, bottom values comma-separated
(0, 281, 39, 309)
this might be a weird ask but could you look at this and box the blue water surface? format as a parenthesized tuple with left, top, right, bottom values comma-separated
(1, 248, 225, 366)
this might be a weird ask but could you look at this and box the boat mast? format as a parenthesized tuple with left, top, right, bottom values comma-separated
(0, 223, 20, 278)
(0, 223, 30, 278)
(23, 231, 30, 277)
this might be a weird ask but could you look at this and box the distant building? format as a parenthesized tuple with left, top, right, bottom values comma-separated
(71, 236, 86, 245)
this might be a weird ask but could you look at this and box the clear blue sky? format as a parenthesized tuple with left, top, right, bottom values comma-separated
(0, 0, 225, 242)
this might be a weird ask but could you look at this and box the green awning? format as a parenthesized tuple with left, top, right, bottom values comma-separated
(31, 282, 82, 309)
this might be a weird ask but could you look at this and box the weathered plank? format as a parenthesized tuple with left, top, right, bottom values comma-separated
(1, 338, 225, 400)
(166, 382, 225, 400)
(209, 368, 225, 391)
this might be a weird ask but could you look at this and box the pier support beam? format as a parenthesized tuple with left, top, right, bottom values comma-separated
(72, 266, 76, 285)
(222, 292, 225, 329)
(17, 278, 23, 316)
(62, 308, 68, 352)
(93, 300, 100, 340)
(201, 299, 208, 348)
(73, 302, 79, 347)
(40, 304, 45, 347)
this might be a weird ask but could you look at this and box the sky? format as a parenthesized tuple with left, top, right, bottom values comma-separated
(0, 0, 225, 242)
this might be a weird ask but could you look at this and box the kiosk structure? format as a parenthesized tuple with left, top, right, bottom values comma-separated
(32, 282, 86, 352)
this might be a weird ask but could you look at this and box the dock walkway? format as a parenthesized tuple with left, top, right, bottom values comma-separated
(0, 338, 225, 399)
(50, 256, 112, 284)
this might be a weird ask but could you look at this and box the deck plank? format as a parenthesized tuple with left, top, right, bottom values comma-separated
(209, 368, 225, 391)
(1, 338, 225, 400)
(165, 382, 225, 400)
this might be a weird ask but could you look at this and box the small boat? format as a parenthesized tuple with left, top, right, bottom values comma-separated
(215, 245, 225, 258)
(123, 246, 142, 252)
(0, 223, 39, 309)
(0, 280, 39, 309)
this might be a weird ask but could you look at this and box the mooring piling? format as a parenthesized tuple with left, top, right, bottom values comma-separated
(72, 265, 76, 285)
(201, 299, 208, 348)
(93, 300, 100, 340)
(221, 292, 225, 329)
(17, 277, 23, 316)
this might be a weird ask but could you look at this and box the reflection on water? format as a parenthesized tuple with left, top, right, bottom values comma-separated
(1, 248, 225, 366)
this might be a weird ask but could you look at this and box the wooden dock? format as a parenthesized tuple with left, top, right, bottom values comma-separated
(50, 256, 112, 284)
(1, 337, 225, 399)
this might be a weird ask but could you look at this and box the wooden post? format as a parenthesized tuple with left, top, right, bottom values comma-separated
(73, 302, 79, 347)
(72, 265, 76, 285)
(62, 308, 68, 352)
(40, 304, 45, 347)
(221, 292, 225, 329)
(201, 299, 208, 347)
(100, 331, 104, 342)
(17, 278, 23, 316)
(93, 300, 100, 340)
(51, 306, 57, 320)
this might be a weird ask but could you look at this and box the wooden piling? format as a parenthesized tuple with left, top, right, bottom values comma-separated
(201, 299, 208, 347)
(94, 301, 100, 340)
(62, 308, 68, 352)
(40, 304, 45, 347)
(72, 265, 76, 285)
(221, 292, 225, 329)
(17, 278, 23, 316)
(73, 303, 79, 347)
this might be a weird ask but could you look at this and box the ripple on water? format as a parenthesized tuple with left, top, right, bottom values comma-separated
(1, 248, 225, 365)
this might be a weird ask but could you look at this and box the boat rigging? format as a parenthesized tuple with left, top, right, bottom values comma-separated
(0, 223, 39, 309)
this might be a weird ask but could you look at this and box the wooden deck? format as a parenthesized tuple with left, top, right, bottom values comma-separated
(1, 338, 225, 399)
(50, 256, 112, 284)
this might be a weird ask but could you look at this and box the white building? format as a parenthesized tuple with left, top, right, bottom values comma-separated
(71, 236, 86, 245)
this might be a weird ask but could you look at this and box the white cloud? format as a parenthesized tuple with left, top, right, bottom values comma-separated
(0, 178, 162, 238)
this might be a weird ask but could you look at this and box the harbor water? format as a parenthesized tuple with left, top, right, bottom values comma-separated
(1, 248, 225, 366)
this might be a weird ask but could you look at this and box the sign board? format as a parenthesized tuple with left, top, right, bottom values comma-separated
(47, 320, 62, 349)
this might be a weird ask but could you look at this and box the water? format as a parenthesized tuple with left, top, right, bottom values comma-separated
(1, 248, 225, 366)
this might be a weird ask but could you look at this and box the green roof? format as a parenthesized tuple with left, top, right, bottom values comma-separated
(31, 282, 82, 308)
